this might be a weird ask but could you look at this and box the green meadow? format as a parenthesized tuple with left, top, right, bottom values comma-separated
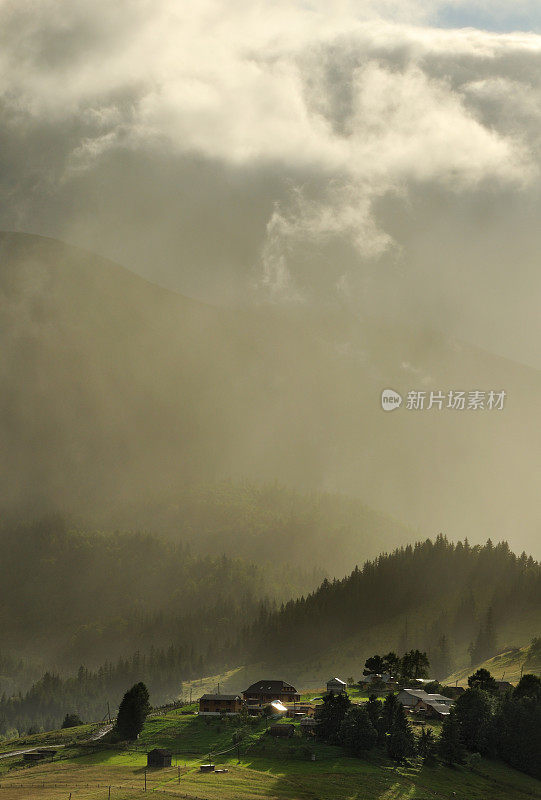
(0, 706, 539, 800)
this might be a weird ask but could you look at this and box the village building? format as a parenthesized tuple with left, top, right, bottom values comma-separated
(495, 680, 514, 694)
(147, 749, 172, 768)
(397, 689, 454, 718)
(269, 723, 295, 737)
(243, 680, 300, 707)
(198, 693, 244, 715)
(268, 700, 288, 716)
(286, 703, 315, 718)
(326, 677, 347, 694)
(362, 672, 393, 685)
(23, 749, 57, 762)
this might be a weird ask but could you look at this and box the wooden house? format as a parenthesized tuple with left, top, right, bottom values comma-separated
(147, 749, 172, 768)
(198, 693, 244, 715)
(243, 680, 300, 707)
(326, 677, 347, 694)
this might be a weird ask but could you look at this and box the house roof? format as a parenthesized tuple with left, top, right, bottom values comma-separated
(149, 749, 172, 756)
(244, 680, 298, 693)
(424, 702, 451, 715)
(400, 689, 454, 703)
(400, 689, 428, 698)
(200, 694, 241, 701)
(327, 677, 347, 685)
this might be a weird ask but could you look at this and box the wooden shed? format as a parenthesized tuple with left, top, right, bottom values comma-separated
(269, 723, 295, 738)
(147, 748, 172, 768)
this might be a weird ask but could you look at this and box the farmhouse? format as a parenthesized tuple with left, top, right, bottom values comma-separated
(326, 677, 347, 694)
(198, 693, 244, 715)
(243, 680, 300, 707)
(363, 672, 392, 685)
(147, 749, 172, 768)
(397, 689, 454, 717)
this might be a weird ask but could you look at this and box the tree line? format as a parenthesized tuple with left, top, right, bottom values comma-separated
(240, 536, 540, 672)
(315, 668, 541, 778)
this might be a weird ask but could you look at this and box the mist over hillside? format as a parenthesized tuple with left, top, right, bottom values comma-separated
(1, 231, 540, 558)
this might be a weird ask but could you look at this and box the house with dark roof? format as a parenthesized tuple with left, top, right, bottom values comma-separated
(198, 693, 244, 715)
(243, 680, 300, 706)
(326, 677, 347, 694)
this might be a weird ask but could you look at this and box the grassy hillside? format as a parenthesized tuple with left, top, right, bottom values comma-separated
(0, 706, 539, 799)
(1, 231, 541, 559)
(445, 639, 541, 687)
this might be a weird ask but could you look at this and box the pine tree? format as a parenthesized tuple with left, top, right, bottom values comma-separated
(338, 706, 378, 755)
(365, 695, 383, 732)
(386, 704, 415, 762)
(439, 707, 465, 766)
(114, 682, 151, 740)
(418, 727, 437, 762)
(455, 687, 494, 754)
(314, 692, 351, 743)
(469, 607, 497, 666)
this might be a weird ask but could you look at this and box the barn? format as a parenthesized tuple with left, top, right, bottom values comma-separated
(147, 748, 172, 768)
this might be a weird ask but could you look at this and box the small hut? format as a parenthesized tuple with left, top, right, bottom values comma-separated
(147, 748, 172, 768)
(23, 749, 57, 762)
(269, 723, 295, 738)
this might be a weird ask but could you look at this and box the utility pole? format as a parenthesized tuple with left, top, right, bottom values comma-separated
(190, 687, 192, 703)
(178, 766, 181, 784)
(107, 701, 111, 723)
(144, 768, 147, 792)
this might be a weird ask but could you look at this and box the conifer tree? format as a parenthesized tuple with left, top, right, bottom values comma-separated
(386, 704, 415, 762)
(439, 707, 465, 766)
(114, 682, 151, 740)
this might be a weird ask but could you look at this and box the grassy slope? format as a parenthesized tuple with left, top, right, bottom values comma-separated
(445, 642, 541, 687)
(0, 705, 539, 799)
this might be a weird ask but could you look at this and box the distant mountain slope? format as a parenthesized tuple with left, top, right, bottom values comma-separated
(102, 482, 414, 575)
(236, 538, 541, 688)
(1, 231, 540, 558)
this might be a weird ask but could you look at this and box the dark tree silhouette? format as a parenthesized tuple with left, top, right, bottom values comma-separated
(338, 706, 378, 755)
(114, 682, 151, 740)
(513, 674, 541, 701)
(386, 704, 415, 762)
(468, 668, 497, 694)
(439, 707, 465, 766)
(315, 692, 351, 743)
(61, 713, 83, 728)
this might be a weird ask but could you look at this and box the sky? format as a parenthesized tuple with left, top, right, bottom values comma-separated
(1, 0, 541, 366)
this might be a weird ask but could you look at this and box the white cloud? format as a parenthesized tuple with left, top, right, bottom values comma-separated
(0, 0, 540, 360)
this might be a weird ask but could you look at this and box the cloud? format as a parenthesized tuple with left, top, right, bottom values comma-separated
(0, 0, 540, 361)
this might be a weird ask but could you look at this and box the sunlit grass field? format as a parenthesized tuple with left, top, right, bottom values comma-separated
(0, 706, 538, 799)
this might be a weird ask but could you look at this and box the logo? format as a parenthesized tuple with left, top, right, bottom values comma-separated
(381, 388, 403, 411)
